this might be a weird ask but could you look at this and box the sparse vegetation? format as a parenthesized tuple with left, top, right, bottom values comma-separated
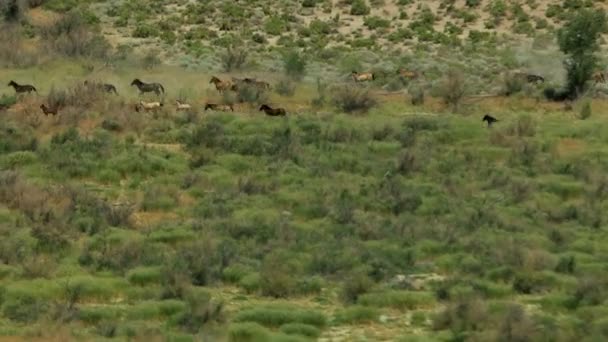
(3, 0, 608, 341)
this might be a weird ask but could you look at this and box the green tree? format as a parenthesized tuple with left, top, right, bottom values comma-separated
(557, 9, 606, 98)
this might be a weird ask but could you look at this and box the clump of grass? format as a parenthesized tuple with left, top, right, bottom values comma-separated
(234, 307, 327, 328)
(358, 290, 435, 310)
(333, 306, 379, 324)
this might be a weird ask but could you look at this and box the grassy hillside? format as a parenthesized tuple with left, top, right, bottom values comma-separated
(2, 0, 608, 341)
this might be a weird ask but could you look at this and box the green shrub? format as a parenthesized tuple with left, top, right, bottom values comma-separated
(280, 323, 321, 338)
(283, 50, 307, 81)
(341, 270, 374, 304)
(331, 85, 377, 113)
(228, 323, 271, 342)
(333, 305, 379, 324)
(234, 307, 327, 328)
(221, 46, 248, 72)
(239, 273, 261, 294)
(275, 78, 296, 97)
(127, 267, 162, 286)
(434, 69, 466, 111)
(358, 291, 435, 310)
(350, 0, 370, 15)
(364, 16, 390, 30)
(265, 16, 287, 35)
(578, 101, 592, 120)
(132, 24, 158, 38)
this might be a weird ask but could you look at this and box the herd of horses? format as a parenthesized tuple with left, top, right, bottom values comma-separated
(351, 69, 547, 84)
(5, 76, 286, 117)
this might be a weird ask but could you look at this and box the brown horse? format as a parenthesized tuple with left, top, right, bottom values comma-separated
(352, 71, 375, 82)
(40, 104, 58, 116)
(259, 104, 286, 116)
(84, 80, 118, 95)
(397, 69, 421, 80)
(8, 80, 37, 94)
(210, 76, 235, 93)
(593, 71, 606, 84)
(204, 103, 234, 112)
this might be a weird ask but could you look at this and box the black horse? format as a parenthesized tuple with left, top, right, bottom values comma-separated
(525, 74, 544, 84)
(8, 80, 37, 94)
(482, 114, 498, 127)
(131, 78, 165, 96)
(259, 104, 286, 116)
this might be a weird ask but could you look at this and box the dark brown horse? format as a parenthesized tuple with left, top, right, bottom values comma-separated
(131, 78, 165, 96)
(8, 80, 37, 94)
(204, 103, 234, 112)
(40, 104, 58, 116)
(482, 114, 498, 127)
(84, 80, 118, 95)
(259, 104, 286, 116)
(593, 71, 606, 85)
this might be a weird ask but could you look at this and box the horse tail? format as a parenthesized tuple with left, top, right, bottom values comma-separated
(32, 86, 37, 93)
(159, 84, 165, 93)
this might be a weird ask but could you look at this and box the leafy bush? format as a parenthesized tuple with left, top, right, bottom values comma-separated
(578, 100, 592, 120)
(264, 16, 287, 35)
(557, 9, 607, 98)
(350, 0, 370, 15)
(132, 24, 158, 38)
(435, 69, 467, 111)
(331, 85, 377, 113)
(364, 16, 390, 30)
(275, 78, 296, 97)
(42, 9, 110, 59)
(221, 46, 248, 72)
(283, 50, 307, 81)
(341, 270, 374, 304)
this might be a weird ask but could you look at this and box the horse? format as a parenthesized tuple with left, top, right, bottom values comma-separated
(526, 74, 545, 84)
(397, 69, 421, 80)
(593, 71, 606, 84)
(84, 80, 118, 95)
(40, 104, 58, 116)
(176, 100, 192, 111)
(352, 71, 375, 82)
(204, 103, 234, 112)
(8, 80, 37, 94)
(131, 79, 165, 96)
(135, 101, 163, 112)
(209, 76, 234, 93)
(253, 80, 271, 90)
(482, 114, 498, 127)
(259, 104, 286, 116)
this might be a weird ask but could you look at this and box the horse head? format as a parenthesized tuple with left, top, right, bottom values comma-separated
(259, 104, 270, 111)
(131, 79, 142, 86)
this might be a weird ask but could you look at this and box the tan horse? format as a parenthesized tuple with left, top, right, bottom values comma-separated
(204, 103, 234, 112)
(135, 101, 163, 112)
(175, 100, 192, 111)
(397, 68, 421, 80)
(352, 71, 375, 82)
(210, 76, 234, 93)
